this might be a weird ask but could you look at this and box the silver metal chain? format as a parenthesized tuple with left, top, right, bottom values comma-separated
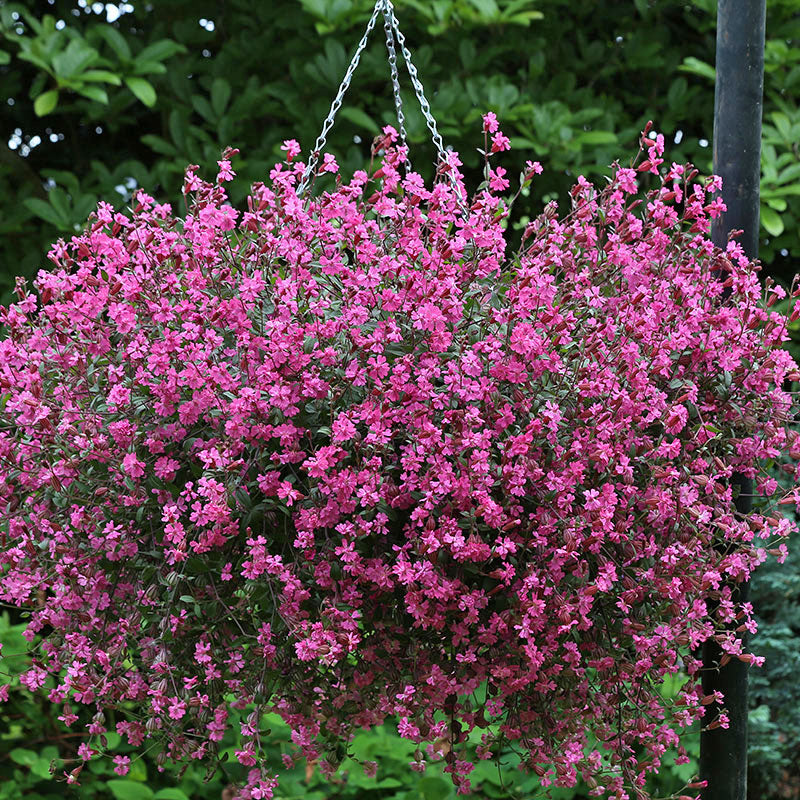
(381, 0, 448, 163)
(297, 1, 384, 195)
(298, 0, 450, 196)
(382, 6, 409, 164)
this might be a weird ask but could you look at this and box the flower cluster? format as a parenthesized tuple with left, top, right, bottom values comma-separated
(0, 120, 798, 799)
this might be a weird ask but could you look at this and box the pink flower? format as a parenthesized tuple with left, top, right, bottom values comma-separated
(168, 698, 187, 720)
(113, 755, 131, 776)
(491, 131, 511, 153)
(216, 159, 236, 182)
(525, 160, 543, 179)
(488, 166, 510, 192)
(482, 112, 499, 133)
(281, 139, 301, 160)
(321, 153, 338, 173)
(122, 452, 145, 479)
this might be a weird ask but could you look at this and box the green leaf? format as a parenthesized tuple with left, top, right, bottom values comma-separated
(103, 731, 122, 749)
(679, 56, 715, 81)
(0, 50, 10, 66)
(33, 89, 59, 117)
(760, 205, 785, 237)
(339, 106, 379, 134)
(95, 25, 132, 60)
(210, 77, 231, 117)
(153, 790, 190, 800)
(419, 776, 453, 800)
(9, 748, 38, 767)
(140, 134, 177, 156)
(52, 39, 99, 78)
(575, 130, 617, 145)
(80, 69, 123, 85)
(23, 197, 69, 229)
(76, 85, 109, 104)
(132, 60, 168, 76)
(771, 111, 792, 140)
(125, 77, 156, 107)
(47, 187, 70, 222)
(107, 780, 154, 800)
(31, 757, 54, 780)
(136, 39, 186, 64)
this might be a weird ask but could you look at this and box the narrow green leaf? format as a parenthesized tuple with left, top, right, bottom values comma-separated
(136, 39, 186, 64)
(95, 24, 132, 60)
(76, 85, 109, 104)
(210, 77, 231, 117)
(125, 76, 156, 107)
(576, 130, 617, 145)
(679, 56, 715, 82)
(33, 89, 59, 117)
(80, 69, 123, 85)
(339, 106, 379, 134)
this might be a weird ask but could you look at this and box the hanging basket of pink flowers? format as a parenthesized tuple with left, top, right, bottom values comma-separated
(1, 1, 799, 798)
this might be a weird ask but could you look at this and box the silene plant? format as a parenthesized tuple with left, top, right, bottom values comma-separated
(1, 116, 799, 799)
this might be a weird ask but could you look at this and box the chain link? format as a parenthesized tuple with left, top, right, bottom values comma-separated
(297, 1, 384, 195)
(382, 7, 409, 168)
(298, 0, 452, 197)
(381, 0, 448, 164)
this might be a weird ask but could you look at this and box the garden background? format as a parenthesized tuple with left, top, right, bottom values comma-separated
(1, 0, 799, 798)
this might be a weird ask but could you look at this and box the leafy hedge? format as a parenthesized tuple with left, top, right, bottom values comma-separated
(2, 0, 800, 307)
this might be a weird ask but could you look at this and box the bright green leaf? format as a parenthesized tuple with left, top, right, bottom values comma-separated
(33, 89, 59, 117)
(0, 50, 10, 65)
(80, 69, 123, 85)
(125, 76, 157, 107)
(107, 780, 155, 800)
(339, 106, 379, 134)
(9, 748, 38, 767)
(679, 56, 716, 81)
(760, 205, 785, 237)
(76, 85, 109, 104)
(576, 130, 617, 145)
(153, 790, 190, 800)
(23, 197, 69, 229)
(52, 39, 99, 78)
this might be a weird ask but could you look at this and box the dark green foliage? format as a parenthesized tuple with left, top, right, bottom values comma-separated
(2, 0, 800, 308)
(748, 518, 800, 800)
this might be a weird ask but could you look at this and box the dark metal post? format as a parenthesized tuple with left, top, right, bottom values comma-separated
(701, 2, 765, 799)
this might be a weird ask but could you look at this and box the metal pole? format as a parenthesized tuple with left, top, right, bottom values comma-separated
(701, 2, 765, 799)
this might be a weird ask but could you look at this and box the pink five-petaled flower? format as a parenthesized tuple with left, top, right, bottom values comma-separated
(216, 159, 236, 182)
(281, 139, 301, 160)
(482, 111, 499, 133)
(122, 452, 145, 479)
(488, 166, 510, 192)
(491, 130, 511, 153)
(525, 159, 543, 179)
(113, 755, 131, 776)
(321, 153, 338, 173)
(168, 698, 187, 720)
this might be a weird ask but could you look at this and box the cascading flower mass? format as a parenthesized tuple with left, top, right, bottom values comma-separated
(0, 121, 798, 799)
